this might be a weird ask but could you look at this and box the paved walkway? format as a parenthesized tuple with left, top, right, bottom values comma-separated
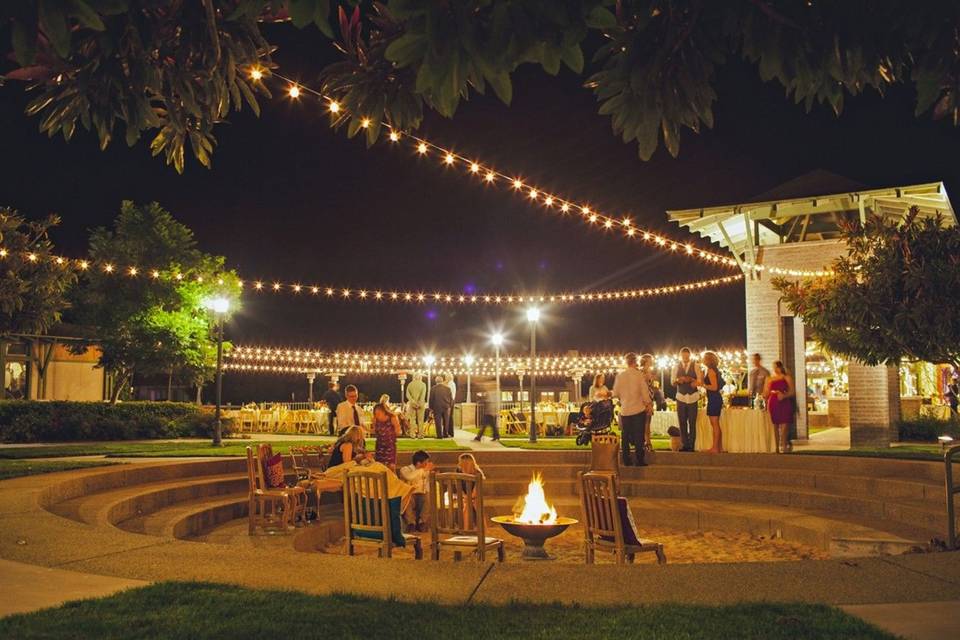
(0, 558, 147, 618)
(841, 601, 960, 640)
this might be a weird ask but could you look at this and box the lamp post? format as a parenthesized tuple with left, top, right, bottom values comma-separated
(423, 354, 436, 405)
(491, 332, 504, 432)
(306, 371, 316, 404)
(526, 307, 540, 443)
(463, 354, 475, 403)
(204, 297, 230, 447)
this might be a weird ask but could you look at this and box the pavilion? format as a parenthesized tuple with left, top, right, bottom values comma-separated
(667, 170, 956, 446)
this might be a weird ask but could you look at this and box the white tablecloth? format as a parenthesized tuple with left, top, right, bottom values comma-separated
(650, 411, 679, 436)
(694, 408, 776, 453)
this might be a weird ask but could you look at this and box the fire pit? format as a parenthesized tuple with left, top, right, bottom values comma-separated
(491, 473, 577, 560)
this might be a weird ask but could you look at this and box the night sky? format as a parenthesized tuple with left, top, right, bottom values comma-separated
(3, 25, 960, 399)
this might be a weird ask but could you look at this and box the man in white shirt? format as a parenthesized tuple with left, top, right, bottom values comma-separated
(445, 374, 457, 403)
(405, 374, 427, 438)
(612, 352, 653, 466)
(671, 347, 702, 451)
(335, 384, 367, 435)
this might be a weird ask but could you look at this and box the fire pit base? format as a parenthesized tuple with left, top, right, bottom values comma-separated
(491, 516, 578, 561)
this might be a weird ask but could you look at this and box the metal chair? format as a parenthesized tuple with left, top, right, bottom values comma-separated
(343, 468, 422, 559)
(428, 471, 504, 562)
(578, 471, 665, 565)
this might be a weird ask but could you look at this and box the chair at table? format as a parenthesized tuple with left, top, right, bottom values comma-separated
(343, 468, 422, 559)
(245, 446, 307, 534)
(428, 471, 504, 562)
(289, 445, 332, 480)
(503, 410, 527, 434)
(578, 471, 665, 565)
(238, 409, 257, 433)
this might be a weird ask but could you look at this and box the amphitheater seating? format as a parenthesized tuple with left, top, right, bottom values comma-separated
(35, 449, 959, 560)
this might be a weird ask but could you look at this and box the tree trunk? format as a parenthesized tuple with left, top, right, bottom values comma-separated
(110, 370, 130, 404)
(195, 384, 202, 406)
(167, 368, 174, 401)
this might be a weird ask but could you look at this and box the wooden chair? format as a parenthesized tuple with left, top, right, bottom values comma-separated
(238, 409, 257, 433)
(428, 471, 504, 562)
(590, 434, 620, 473)
(245, 446, 307, 534)
(578, 471, 665, 565)
(343, 468, 422, 559)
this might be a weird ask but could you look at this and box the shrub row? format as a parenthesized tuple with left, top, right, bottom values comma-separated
(0, 401, 232, 443)
(897, 415, 960, 442)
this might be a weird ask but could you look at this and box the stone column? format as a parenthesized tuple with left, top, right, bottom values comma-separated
(848, 361, 900, 447)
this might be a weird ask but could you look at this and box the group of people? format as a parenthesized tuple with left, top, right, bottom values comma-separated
(594, 349, 797, 465)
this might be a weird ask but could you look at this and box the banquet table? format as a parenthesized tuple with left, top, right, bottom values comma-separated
(694, 408, 776, 453)
(919, 404, 952, 421)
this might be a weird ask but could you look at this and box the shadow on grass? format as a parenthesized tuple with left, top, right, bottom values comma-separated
(0, 581, 895, 639)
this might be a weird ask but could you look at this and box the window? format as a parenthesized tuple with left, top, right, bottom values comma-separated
(4, 361, 28, 400)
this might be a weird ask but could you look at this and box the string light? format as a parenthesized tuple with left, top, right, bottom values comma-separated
(259, 72, 837, 278)
(288, 85, 301, 99)
(224, 347, 749, 377)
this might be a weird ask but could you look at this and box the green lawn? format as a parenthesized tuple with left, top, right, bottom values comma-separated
(497, 435, 672, 451)
(0, 438, 466, 460)
(0, 458, 118, 480)
(797, 445, 946, 462)
(0, 581, 894, 640)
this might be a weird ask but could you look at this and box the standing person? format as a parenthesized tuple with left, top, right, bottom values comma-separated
(320, 382, 342, 436)
(748, 353, 771, 402)
(405, 373, 427, 438)
(671, 347, 702, 452)
(475, 385, 501, 443)
(445, 374, 457, 404)
(612, 353, 653, 467)
(588, 374, 610, 401)
(764, 361, 796, 454)
(335, 385, 366, 436)
(640, 354, 657, 452)
(372, 402, 402, 470)
(430, 376, 454, 438)
(946, 370, 960, 414)
(702, 352, 725, 454)
(652, 381, 667, 411)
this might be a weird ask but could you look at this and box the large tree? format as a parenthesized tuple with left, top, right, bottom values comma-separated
(0, 209, 75, 336)
(2, 1, 959, 171)
(773, 207, 960, 372)
(72, 201, 240, 402)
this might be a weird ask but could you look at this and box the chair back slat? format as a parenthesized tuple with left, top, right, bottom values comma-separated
(579, 471, 620, 540)
(344, 469, 392, 532)
(430, 471, 485, 538)
(245, 446, 257, 494)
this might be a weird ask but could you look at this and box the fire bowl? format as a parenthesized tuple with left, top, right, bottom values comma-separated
(491, 515, 578, 560)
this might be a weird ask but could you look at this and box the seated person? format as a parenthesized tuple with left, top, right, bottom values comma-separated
(399, 450, 434, 532)
(327, 425, 368, 467)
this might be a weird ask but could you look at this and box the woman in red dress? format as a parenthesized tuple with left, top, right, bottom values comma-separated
(764, 360, 795, 453)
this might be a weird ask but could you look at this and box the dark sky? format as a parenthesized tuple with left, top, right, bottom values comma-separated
(3, 25, 960, 376)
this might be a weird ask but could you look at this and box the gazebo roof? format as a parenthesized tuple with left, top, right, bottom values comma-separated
(666, 171, 955, 261)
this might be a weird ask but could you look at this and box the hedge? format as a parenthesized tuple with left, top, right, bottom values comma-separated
(0, 401, 232, 443)
(897, 414, 960, 442)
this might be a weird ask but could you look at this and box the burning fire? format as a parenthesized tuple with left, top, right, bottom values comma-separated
(514, 473, 558, 524)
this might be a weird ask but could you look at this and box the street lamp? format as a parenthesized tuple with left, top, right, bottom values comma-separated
(423, 354, 436, 404)
(463, 354, 475, 403)
(204, 296, 230, 446)
(656, 355, 670, 389)
(490, 332, 504, 433)
(526, 307, 540, 443)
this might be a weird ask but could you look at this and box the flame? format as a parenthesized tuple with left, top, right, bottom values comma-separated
(515, 473, 558, 524)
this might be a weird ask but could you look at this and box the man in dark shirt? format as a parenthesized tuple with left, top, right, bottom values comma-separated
(429, 376, 454, 438)
(321, 382, 342, 435)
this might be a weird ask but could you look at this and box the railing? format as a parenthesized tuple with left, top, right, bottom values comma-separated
(946, 444, 960, 549)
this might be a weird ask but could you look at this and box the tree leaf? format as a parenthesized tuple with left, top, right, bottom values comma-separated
(385, 33, 427, 68)
(68, 0, 106, 31)
(586, 6, 617, 30)
(12, 20, 38, 66)
(287, 0, 315, 29)
(560, 44, 584, 74)
(38, 1, 71, 58)
(485, 70, 512, 105)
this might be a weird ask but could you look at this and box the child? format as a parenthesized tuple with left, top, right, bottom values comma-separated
(456, 452, 485, 479)
(399, 450, 433, 532)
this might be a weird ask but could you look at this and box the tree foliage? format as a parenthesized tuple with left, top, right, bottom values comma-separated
(773, 208, 960, 372)
(71, 201, 240, 401)
(0, 209, 76, 335)
(3, 1, 959, 169)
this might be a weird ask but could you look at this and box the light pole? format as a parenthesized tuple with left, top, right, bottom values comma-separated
(463, 354, 475, 403)
(526, 307, 540, 443)
(423, 354, 436, 405)
(491, 332, 504, 432)
(204, 297, 230, 447)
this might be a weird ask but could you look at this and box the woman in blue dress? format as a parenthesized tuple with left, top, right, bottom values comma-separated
(702, 351, 724, 453)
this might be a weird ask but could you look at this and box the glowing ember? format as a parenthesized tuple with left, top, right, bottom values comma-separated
(514, 473, 558, 524)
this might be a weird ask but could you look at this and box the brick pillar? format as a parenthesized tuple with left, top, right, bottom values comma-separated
(848, 361, 900, 447)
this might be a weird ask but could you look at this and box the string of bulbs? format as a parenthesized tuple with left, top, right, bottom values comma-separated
(0, 246, 743, 305)
(257, 68, 833, 279)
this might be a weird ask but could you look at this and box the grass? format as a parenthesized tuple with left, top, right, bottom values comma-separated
(0, 438, 466, 460)
(0, 581, 895, 640)
(797, 445, 946, 462)
(0, 458, 118, 480)
(497, 435, 672, 451)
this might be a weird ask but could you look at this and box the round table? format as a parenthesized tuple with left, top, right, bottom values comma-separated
(694, 408, 776, 453)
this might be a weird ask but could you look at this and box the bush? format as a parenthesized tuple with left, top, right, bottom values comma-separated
(0, 401, 230, 443)
(897, 415, 960, 442)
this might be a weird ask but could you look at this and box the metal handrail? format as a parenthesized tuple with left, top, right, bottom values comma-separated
(946, 444, 960, 549)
